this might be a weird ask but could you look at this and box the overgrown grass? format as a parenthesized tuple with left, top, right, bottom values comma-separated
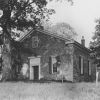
(0, 82, 99, 100)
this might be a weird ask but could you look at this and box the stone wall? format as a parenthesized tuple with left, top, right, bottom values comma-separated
(73, 43, 96, 82)
(20, 31, 73, 82)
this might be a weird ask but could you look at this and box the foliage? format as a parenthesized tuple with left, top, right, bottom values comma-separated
(45, 22, 77, 39)
(0, 0, 73, 81)
(0, 0, 55, 39)
(0, 0, 55, 81)
(90, 19, 100, 65)
(48, 0, 73, 5)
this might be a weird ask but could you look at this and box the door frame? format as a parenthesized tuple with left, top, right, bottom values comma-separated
(28, 56, 41, 80)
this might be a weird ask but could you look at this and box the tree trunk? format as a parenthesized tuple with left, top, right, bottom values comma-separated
(0, 7, 13, 81)
(1, 34, 12, 81)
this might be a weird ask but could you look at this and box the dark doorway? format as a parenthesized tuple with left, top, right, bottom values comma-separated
(33, 66, 39, 80)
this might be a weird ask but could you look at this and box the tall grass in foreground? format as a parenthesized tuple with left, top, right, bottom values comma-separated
(0, 82, 99, 100)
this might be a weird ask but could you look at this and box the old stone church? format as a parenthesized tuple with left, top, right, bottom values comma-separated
(0, 28, 96, 82)
(14, 28, 95, 82)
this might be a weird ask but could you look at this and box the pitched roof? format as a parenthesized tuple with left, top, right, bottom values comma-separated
(19, 28, 73, 42)
(19, 28, 90, 53)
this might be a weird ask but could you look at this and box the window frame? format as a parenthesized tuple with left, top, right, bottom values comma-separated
(51, 56, 57, 73)
(53, 62, 57, 73)
(88, 60, 91, 76)
(79, 56, 84, 75)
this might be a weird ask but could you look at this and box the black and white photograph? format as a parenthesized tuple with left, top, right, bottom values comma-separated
(0, 0, 99, 100)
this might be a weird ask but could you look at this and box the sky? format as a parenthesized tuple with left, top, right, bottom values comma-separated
(0, 0, 100, 47)
(47, 0, 100, 47)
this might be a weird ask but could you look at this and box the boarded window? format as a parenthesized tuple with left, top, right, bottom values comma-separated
(79, 56, 81, 73)
(49, 56, 58, 74)
(49, 57, 52, 74)
(79, 56, 83, 75)
(32, 36, 39, 48)
(53, 62, 57, 73)
(88, 60, 91, 75)
(52, 57, 57, 73)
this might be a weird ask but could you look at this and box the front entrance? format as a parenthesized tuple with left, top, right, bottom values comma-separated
(33, 66, 39, 80)
(28, 56, 41, 80)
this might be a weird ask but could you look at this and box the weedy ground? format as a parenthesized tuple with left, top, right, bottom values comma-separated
(0, 81, 99, 100)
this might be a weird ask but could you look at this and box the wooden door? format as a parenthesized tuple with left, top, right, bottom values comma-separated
(33, 66, 39, 80)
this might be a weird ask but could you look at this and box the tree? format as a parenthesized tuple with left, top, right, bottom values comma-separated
(48, 0, 73, 5)
(0, 0, 56, 81)
(90, 19, 100, 85)
(45, 22, 77, 39)
(44, 22, 76, 83)
(90, 19, 100, 64)
(0, 0, 73, 81)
